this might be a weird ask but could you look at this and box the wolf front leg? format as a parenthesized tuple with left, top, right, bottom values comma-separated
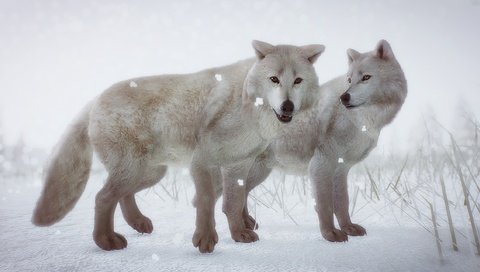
(222, 161, 259, 243)
(190, 152, 219, 253)
(333, 167, 367, 236)
(242, 147, 275, 230)
(309, 151, 348, 242)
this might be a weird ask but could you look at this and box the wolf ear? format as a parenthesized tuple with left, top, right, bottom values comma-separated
(375, 39, 394, 60)
(300, 44, 325, 64)
(347, 49, 361, 64)
(252, 40, 275, 60)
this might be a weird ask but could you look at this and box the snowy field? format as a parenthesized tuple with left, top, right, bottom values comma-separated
(1, 157, 480, 272)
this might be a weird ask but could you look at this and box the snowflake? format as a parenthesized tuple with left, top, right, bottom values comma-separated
(215, 74, 222, 81)
(237, 179, 244, 186)
(361, 125, 367, 132)
(129, 81, 138, 88)
(338, 158, 344, 163)
(254, 97, 264, 106)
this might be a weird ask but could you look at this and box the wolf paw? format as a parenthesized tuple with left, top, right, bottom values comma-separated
(231, 229, 259, 243)
(243, 214, 259, 230)
(341, 223, 367, 236)
(94, 232, 128, 250)
(192, 228, 218, 253)
(322, 228, 348, 242)
(129, 216, 153, 234)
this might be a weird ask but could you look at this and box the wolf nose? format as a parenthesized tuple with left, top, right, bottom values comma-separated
(280, 100, 294, 115)
(340, 92, 350, 104)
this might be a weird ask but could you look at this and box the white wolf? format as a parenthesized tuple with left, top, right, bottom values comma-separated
(221, 40, 407, 243)
(32, 40, 325, 253)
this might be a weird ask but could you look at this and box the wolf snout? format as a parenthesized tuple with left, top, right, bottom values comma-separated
(340, 92, 351, 106)
(274, 100, 294, 123)
(280, 100, 294, 116)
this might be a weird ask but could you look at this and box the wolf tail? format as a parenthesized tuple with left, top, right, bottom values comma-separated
(32, 102, 94, 226)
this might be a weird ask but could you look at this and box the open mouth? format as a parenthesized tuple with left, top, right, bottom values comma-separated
(273, 109, 293, 123)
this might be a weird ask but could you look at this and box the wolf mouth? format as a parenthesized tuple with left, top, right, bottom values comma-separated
(273, 109, 293, 123)
(344, 102, 365, 109)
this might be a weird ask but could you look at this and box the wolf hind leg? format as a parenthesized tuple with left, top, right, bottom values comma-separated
(120, 165, 167, 234)
(93, 176, 128, 251)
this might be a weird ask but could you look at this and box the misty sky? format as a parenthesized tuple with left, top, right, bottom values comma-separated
(0, 0, 479, 152)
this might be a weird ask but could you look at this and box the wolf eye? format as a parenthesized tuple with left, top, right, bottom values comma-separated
(362, 75, 371, 81)
(294, 78, 303, 84)
(347, 77, 352, 84)
(270, 76, 279, 84)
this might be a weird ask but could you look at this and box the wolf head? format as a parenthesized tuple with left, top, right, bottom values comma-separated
(340, 40, 407, 110)
(244, 40, 325, 123)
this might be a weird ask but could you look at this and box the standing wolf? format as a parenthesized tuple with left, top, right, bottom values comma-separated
(223, 40, 407, 243)
(32, 40, 325, 253)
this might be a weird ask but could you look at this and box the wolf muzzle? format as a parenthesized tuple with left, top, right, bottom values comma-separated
(274, 100, 294, 123)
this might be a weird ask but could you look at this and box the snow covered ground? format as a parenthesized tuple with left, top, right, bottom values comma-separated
(1, 169, 479, 272)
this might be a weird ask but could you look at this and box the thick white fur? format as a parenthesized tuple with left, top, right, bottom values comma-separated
(225, 40, 407, 243)
(32, 41, 325, 253)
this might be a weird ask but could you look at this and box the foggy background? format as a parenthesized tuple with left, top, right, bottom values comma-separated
(0, 0, 479, 153)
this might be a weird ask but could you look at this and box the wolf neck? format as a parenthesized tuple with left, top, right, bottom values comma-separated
(342, 102, 401, 135)
(242, 102, 282, 141)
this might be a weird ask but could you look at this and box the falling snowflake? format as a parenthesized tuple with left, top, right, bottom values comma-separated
(129, 81, 138, 88)
(338, 158, 344, 163)
(361, 125, 367, 132)
(215, 74, 222, 81)
(238, 179, 244, 186)
(152, 253, 159, 262)
(254, 97, 264, 106)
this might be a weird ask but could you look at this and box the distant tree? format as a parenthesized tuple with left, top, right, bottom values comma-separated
(11, 136, 26, 177)
(454, 100, 479, 150)
(0, 117, 5, 177)
(453, 99, 480, 177)
(0, 130, 4, 176)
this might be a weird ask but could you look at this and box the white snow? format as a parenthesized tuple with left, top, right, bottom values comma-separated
(129, 81, 138, 88)
(215, 74, 222, 81)
(338, 158, 344, 163)
(361, 125, 367, 132)
(237, 179, 244, 186)
(1, 172, 478, 272)
(172, 233, 184, 245)
(254, 97, 264, 107)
